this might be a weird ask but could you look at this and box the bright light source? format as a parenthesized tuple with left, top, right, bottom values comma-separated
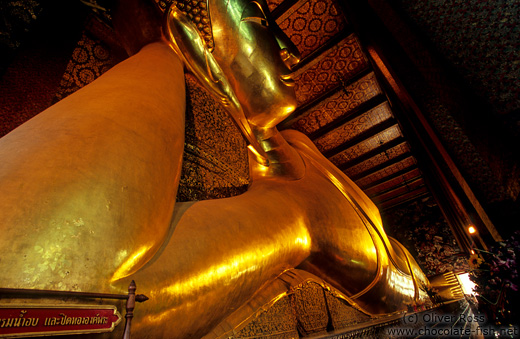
(470, 249, 475, 255)
(457, 273, 477, 295)
(468, 226, 476, 234)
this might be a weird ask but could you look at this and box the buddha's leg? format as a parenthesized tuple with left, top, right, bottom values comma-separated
(117, 149, 385, 338)
(121, 183, 313, 338)
(0, 41, 185, 293)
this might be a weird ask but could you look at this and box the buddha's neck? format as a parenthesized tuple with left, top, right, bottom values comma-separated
(250, 125, 305, 180)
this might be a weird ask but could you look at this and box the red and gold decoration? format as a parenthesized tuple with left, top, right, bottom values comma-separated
(0, 305, 121, 337)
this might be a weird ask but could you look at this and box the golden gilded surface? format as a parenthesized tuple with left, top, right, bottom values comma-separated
(0, 0, 430, 337)
(0, 42, 185, 293)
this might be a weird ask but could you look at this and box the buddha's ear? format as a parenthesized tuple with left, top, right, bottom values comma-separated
(163, 5, 269, 164)
(163, 5, 240, 110)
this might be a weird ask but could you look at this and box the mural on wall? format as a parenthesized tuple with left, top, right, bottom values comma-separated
(382, 195, 469, 276)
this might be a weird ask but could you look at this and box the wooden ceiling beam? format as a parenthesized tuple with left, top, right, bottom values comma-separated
(373, 183, 426, 206)
(364, 167, 421, 195)
(271, 0, 302, 20)
(359, 165, 418, 190)
(336, 137, 406, 171)
(291, 28, 352, 73)
(379, 188, 430, 211)
(350, 153, 413, 181)
(279, 68, 373, 129)
(369, 177, 423, 199)
(322, 118, 397, 158)
(309, 94, 387, 140)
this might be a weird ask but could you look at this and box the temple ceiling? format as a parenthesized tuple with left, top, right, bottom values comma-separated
(269, 0, 428, 210)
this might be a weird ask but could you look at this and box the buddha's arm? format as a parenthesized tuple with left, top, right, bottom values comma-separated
(0, 42, 185, 292)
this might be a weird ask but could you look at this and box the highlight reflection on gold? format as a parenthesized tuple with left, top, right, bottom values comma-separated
(111, 244, 154, 282)
(156, 225, 311, 302)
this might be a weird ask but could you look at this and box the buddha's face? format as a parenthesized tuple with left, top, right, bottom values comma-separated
(208, 0, 300, 128)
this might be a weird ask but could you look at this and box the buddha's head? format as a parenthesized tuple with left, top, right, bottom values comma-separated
(163, 0, 300, 129)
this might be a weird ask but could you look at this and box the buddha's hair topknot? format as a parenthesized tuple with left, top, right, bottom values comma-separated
(156, 0, 214, 51)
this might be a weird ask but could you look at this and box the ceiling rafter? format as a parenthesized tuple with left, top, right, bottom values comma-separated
(337, 137, 406, 171)
(271, 0, 303, 21)
(374, 184, 427, 206)
(350, 153, 414, 181)
(322, 118, 397, 158)
(379, 188, 430, 210)
(308, 94, 387, 140)
(364, 167, 422, 195)
(291, 28, 352, 74)
(370, 177, 424, 199)
(279, 68, 373, 129)
(359, 165, 418, 190)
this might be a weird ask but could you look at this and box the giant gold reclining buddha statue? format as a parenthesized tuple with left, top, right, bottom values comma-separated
(0, 0, 430, 337)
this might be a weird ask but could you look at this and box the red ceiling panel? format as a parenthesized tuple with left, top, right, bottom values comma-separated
(343, 141, 411, 178)
(292, 72, 380, 133)
(364, 167, 422, 197)
(293, 35, 369, 106)
(276, 0, 346, 58)
(371, 177, 425, 202)
(313, 101, 393, 152)
(377, 187, 429, 210)
(328, 125, 402, 167)
(354, 156, 417, 188)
